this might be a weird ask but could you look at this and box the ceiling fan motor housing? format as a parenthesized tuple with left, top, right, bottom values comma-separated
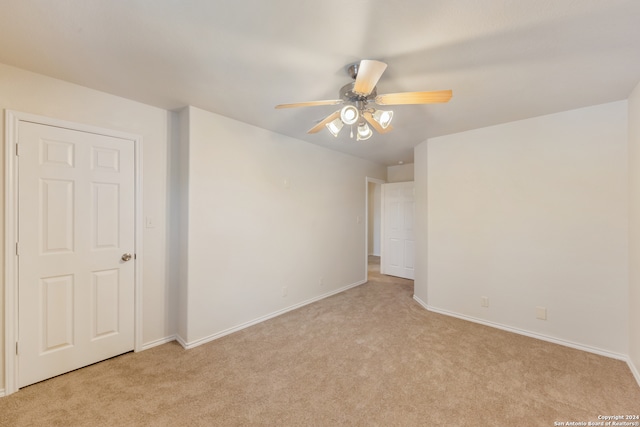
(339, 82, 376, 104)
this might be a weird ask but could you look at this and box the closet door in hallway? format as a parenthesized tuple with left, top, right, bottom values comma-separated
(382, 181, 415, 280)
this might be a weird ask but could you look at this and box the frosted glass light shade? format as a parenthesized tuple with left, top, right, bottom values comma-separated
(326, 118, 344, 137)
(373, 109, 394, 128)
(357, 123, 372, 141)
(340, 105, 359, 125)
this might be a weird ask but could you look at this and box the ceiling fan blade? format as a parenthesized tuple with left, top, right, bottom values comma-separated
(353, 60, 388, 96)
(307, 110, 340, 134)
(363, 111, 393, 134)
(275, 99, 343, 109)
(375, 90, 453, 105)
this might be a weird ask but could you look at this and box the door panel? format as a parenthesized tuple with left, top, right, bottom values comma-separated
(382, 182, 415, 279)
(41, 274, 74, 352)
(92, 268, 120, 339)
(41, 179, 75, 252)
(18, 121, 135, 388)
(93, 183, 120, 248)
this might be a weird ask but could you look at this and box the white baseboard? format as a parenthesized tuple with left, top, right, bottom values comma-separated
(179, 279, 367, 350)
(175, 334, 188, 349)
(628, 357, 640, 388)
(412, 295, 428, 310)
(141, 335, 177, 351)
(412, 295, 628, 362)
(0, 388, 5, 398)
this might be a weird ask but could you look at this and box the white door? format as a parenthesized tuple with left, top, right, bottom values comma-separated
(382, 182, 415, 279)
(17, 121, 135, 388)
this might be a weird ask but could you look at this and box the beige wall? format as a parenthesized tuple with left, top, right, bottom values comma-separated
(177, 106, 386, 346)
(387, 163, 414, 183)
(0, 63, 175, 392)
(414, 143, 428, 303)
(628, 81, 640, 383)
(416, 101, 629, 356)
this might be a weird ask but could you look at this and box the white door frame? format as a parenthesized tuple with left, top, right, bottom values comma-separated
(365, 177, 385, 278)
(3, 110, 144, 396)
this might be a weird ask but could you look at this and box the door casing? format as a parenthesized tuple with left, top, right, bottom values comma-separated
(3, 110, 144, 396)
(365, 177, 385, 278)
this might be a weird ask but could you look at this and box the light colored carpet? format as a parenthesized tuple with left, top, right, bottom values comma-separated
(1, 256, 639, 426)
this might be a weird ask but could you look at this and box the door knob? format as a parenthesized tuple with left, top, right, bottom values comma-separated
(121, 253, 133, 262)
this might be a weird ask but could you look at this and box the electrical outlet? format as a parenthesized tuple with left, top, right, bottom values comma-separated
(536, 306, 547, 320)
(282, 286, 287, 297)
(481, 296, 489, 307)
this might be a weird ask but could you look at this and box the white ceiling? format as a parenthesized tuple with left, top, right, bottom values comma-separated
(1, 0, 639, 166)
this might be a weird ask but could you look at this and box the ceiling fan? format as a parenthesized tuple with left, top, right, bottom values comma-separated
(275, 60, 452, 140)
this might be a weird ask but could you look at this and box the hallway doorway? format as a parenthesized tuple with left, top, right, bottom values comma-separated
(365, 177, 384, 280)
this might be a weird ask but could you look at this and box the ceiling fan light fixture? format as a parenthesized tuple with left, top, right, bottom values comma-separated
(275, 60, 453, 143)
(357, 122, 373, 141)
(326, 118, 344, 137)
(373, 109, 394, 129)
(340, 105, 359, 125)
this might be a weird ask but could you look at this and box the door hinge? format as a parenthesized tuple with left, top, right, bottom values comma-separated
(16, 341, 19, 355)
(15, 143, 19, 156)
(15, 242, 19, 256)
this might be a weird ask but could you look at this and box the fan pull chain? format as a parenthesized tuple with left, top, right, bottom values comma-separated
(350, 125, 354, 139)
